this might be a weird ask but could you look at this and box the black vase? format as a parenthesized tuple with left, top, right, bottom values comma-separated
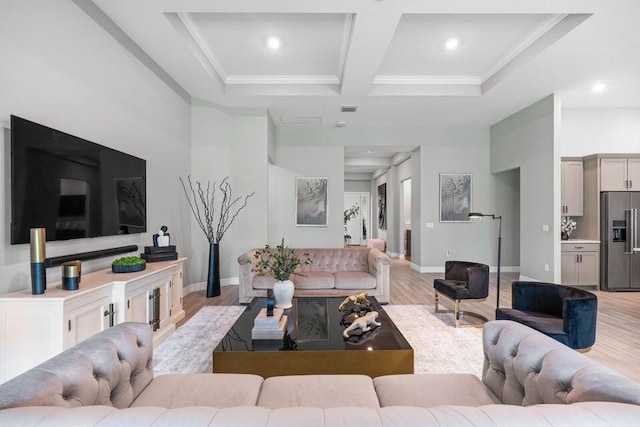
(207, 242, 221, 298)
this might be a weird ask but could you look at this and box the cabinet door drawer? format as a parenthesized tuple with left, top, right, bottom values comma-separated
(562, 243, 599, 252)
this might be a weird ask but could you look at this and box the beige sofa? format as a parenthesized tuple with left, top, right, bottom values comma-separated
(1, 320, 640, 426)
(238, 247, 390, 304)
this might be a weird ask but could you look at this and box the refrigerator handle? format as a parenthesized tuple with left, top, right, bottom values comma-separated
(626, 209, 637, 254)
(633, 209, 639, 253)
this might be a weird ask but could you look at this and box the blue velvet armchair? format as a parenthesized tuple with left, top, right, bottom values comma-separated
(496, 281, 598, 351)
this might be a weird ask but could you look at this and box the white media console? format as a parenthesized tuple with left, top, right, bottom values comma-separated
(0, 258, 185, 383)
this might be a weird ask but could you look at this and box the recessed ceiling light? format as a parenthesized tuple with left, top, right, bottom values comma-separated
(592, 82, 606, 93)
(445, 38, 459, 50)
(267, 37, 281, 50)
(336, 121, 347, 127)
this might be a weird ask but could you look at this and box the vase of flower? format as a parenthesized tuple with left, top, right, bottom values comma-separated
(273, 280, 295, 309)
(561, 216, 577, 241)
(251, 238, 312, 309)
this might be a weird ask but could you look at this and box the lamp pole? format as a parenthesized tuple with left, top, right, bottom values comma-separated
(469, 212, 502, 313)
(496, 215, 502, 311)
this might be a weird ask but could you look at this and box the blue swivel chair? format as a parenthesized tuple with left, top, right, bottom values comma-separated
(496, 281, 598, 351)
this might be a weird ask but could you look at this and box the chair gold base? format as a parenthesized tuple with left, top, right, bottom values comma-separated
(435, 292, 488, 328)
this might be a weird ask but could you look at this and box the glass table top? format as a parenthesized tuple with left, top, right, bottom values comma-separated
(214, 296, 412, 353)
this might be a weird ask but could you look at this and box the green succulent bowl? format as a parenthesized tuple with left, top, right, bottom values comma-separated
(112, 256, 146, 273)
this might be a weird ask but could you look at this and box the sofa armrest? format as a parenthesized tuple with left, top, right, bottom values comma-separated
(238, 250, 258, 304)
(0, 322, 153, 410)
(563, 296, 598, 349)
(368, 249, 390, 303)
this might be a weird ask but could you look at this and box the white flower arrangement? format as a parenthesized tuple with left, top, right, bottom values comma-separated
(561, 216, 577, 236)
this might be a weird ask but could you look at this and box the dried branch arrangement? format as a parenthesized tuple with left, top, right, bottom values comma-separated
(179, 175, 255, 244)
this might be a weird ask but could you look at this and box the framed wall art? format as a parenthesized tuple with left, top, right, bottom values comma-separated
(378, 183, 387, 230)
(439, 173, 472, 222)
(295, 177, 328, 226)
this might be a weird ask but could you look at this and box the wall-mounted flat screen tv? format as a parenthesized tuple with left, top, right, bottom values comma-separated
(11, 115, 147, 244)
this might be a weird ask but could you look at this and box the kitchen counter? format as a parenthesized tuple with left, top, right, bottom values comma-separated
(562, 239, 600, 244)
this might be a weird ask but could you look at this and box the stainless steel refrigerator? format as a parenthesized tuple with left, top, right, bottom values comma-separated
(600, 192, 640, 291)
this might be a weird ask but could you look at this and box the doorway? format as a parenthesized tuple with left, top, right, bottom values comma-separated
(344, 192, 370, 246)
(400, 179, 412, 260)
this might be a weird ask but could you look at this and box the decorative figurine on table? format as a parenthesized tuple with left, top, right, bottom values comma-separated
(338, 291, 371, 312)
(153, 225, 170, 247)
(342, 311, 381, 338)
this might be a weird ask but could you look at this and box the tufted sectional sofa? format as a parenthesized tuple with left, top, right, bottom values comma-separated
(238, 247, 390, 304)
(1, 320, 640, 426)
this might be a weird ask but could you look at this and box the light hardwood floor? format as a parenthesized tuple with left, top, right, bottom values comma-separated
(181, 258, 640, 383)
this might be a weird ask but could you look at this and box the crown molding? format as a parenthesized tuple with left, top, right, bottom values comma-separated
(373, 75, 481, 85)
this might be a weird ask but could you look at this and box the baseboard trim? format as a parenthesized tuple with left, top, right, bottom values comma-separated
(518, 275, 539, 282)
(183, 278, 238, 296)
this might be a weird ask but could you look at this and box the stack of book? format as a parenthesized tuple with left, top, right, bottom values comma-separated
(141, 245, 178, 263)
(251, 308, 287, 341)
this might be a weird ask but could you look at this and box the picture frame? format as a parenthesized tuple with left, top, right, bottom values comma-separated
(439, 173, 472, 222)
(295, 177, 328, 226)
(378, 183, 387, 230)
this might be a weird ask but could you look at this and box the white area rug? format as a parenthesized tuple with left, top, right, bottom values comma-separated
(384, 305, 484, 378)
(153, 306, 245, 376)
(153, 304, 483, 378)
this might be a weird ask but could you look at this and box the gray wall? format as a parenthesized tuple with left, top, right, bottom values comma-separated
(490, 95, 560, 281)
(345, 181, 371, 192)
(268, 146, 344, 248)
(190, 101, 269, 282)
(276, 126, 510, 271)
(0, 1, 191, 294)
(417, 131, 494, 270)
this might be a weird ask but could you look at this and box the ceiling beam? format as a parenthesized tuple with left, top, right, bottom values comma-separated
(340, 12, 402, 97)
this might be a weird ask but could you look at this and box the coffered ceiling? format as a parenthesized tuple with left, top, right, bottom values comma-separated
(83, 0, 640, 173)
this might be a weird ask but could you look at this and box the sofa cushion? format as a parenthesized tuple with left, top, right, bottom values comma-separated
(252, 274, 276, 290)
(292, 272, 335, 289)
(374, 374, 500, 408)
(257, 375, 380, 408)
(334, 271, 376, 290)
(131, 373, 263, 408)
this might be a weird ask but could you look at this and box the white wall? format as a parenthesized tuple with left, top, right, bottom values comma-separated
(0, 1, 191, 295)
(268, 146, 344, 248)
(562, 109, 640, 156)
(491, 95, 560, 281)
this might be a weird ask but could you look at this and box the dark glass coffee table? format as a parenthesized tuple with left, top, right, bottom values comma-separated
(212, 296, 413, 378)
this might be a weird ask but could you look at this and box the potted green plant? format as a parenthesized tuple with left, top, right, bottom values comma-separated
(112, 256, 146, 273)
(251, 238, 311, 308)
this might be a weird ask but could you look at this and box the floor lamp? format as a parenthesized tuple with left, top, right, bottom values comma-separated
(469, 212, 502, 312)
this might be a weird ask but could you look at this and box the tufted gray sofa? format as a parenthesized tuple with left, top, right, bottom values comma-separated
(238, 247, 390, 304)
(1, 320, 640, 426)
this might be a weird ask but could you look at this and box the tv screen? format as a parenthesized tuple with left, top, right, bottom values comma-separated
(11, 115, 147, 244)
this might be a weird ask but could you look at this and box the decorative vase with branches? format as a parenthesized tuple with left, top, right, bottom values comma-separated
(251, 238, 311, 308)
(180, 175, 254, 297)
